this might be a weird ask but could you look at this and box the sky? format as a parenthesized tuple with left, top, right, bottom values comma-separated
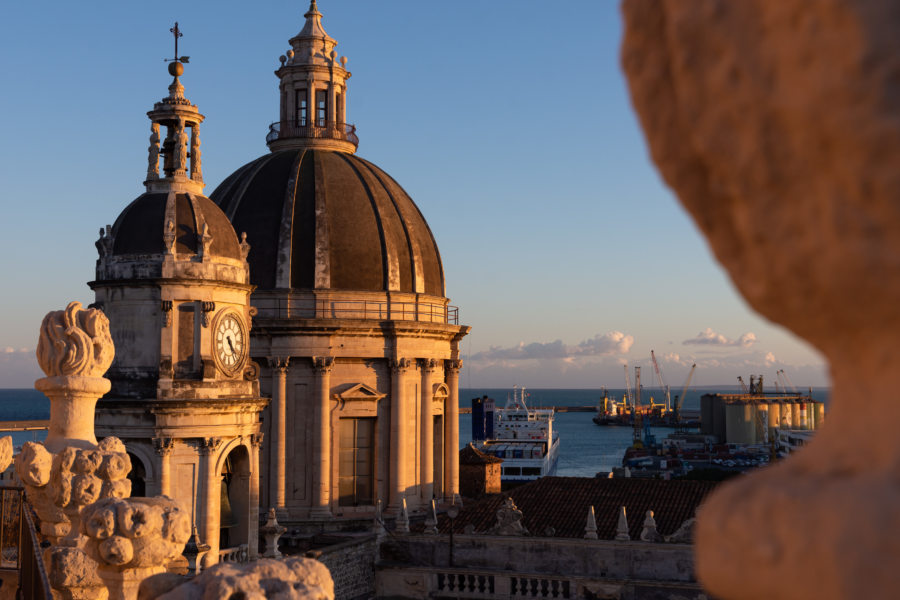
(0, 1, 829, 389)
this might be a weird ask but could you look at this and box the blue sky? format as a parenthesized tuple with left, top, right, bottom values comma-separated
(0, 1, 828, 389)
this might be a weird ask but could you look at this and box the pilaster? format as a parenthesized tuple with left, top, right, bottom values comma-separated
(249, 433, 264, 560)
(266, 356, 290, 512)
(311, 356, 334, 518)
(153, 437, 176, 497)
(199, 437, 223, 568)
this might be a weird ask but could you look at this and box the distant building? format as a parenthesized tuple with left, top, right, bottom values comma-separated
(700, 392, 825, 444)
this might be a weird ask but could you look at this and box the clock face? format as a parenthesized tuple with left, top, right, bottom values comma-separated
(214, 312, 246, 374)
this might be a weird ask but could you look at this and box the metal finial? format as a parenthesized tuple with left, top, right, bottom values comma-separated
(164, 21, 190, 67)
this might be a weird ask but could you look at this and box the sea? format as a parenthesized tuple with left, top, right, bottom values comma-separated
(0, 386, 830, 478)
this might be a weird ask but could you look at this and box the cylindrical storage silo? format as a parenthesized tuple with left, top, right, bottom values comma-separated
(756, 405, 769, 444)
(768, 403, 781, 435)
(701, 395, 713, 435)
(799, 403, 808, 430)
(815, 402, 825, 429)
(781, 402, 793, 428)
(791, 403, 800, 430)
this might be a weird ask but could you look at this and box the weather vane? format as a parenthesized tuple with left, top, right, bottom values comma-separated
(164, 22, 190, 64)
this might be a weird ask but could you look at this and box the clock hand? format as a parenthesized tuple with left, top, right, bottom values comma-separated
(227, 336, 236, 354)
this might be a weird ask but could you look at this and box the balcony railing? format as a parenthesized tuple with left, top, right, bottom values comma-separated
(266, 120, 359, 149)
(253, 297, 459, 325)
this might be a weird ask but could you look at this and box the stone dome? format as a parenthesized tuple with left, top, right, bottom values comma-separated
(211, 149, 445, 296)
(110, 192, 243, 260)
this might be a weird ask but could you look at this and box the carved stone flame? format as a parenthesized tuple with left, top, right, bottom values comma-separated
(36, 302, 114, 379)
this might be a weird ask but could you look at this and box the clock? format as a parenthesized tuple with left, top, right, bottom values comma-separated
(213, 311, 247, 375)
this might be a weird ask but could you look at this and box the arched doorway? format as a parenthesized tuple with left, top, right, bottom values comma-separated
(219, 445, 250, 550)
(126, 452, 146, 497)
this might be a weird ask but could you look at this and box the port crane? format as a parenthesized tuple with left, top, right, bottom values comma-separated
(650, 350, 672, 413)
(672, 363, 697, 425)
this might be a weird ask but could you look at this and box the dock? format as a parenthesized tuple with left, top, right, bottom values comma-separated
(0, 420, 50, 432)
(459, 406, 594, 414)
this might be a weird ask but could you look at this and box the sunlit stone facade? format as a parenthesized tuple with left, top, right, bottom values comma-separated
(211, 2, 469, 521)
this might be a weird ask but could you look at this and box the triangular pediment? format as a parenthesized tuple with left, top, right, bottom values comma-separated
(333, 382, 385, 402)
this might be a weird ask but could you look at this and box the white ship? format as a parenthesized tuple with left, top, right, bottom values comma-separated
(474, 387, 560, 484)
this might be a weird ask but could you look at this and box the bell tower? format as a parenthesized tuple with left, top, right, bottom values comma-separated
(91, 25, 267, 568)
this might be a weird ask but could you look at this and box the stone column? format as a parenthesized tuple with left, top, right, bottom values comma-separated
(311, 357, 334, 518)
(266, 357, 290, 512)
(153, 437, 175, 497)
(389, 358, 412, 513)
(248, 433, 264, 560)
(200, 437, 222, 569)
(444, 360, 462, 500)
(419, 359, 439, 504)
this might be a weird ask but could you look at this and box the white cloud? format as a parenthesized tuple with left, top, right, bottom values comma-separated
(683, 328, 757, 348)
(471, 331, 634, 363)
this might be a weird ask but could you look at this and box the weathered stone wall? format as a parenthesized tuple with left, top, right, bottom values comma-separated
(308, 535, 377, 600)
(377, 534, 701, 599)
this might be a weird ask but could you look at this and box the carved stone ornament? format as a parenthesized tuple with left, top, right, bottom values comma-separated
(489, 497, 528, 536)
(200, 301, 215, 328)
(37, 302, 114, 379)
(250, 432, 264, 448)
(199, 437, 222, 454)
(15, 437, 132, 546)
(190, 125, 202, 182)
(640, 509, 661, 543)
(174, 119, 188, 176)
(138, 557, 334, 600)
(312, 356, 334, 373)
(35, 302, 115, 452)
(243, 360, 260, 382)
(81, 496, 192, 600)
(260, 508, 287, 558)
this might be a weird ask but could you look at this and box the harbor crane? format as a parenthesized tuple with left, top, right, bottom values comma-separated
(623, 364, 633, 411)
(672, 363, 697, 424)
(737, 376, 749, 394)
(650, 350, 672, 413)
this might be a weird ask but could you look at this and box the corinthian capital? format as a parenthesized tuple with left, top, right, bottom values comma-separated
(390, 358, 412, 373)
(445, 359, 463, 374)
(419, 358, 441, 372)
(312, 356, 334, 373)
(267, 356, 291, 372)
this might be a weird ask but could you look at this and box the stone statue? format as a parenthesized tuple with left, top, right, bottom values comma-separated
(175, 119, 188, 175)
(190, 126, 202, 181)
(489, 497, 528, 536)
(621, 1, 900, 597)
(96, 224, 114, 258)
(147, 123, 160, 180)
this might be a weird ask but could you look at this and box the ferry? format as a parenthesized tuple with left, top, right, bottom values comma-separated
(471, 387, 560, 485)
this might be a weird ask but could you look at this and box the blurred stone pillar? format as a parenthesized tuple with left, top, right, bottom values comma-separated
(153, 437, 174, 497)
(389, 358, 411, 513)
(199, 437, 222, 569)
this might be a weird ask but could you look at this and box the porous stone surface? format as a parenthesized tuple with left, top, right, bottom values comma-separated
(621, 0, 900, 598)
(44, 546, 108, 600)
(36, 302, 114, 378)
(147, 557, 334, 600)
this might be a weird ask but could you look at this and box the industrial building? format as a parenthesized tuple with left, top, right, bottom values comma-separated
(700, 392, 825, 445)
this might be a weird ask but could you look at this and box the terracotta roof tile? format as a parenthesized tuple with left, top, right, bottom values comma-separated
(438, 476, 719, 540)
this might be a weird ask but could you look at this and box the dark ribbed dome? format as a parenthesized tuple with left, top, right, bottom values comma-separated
(211, 149, 445, 296)
(111, 192, 242, 260)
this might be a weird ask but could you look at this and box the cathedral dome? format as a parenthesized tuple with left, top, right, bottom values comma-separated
(211, 149, 445, 296)
(110, 192, 242, 260)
